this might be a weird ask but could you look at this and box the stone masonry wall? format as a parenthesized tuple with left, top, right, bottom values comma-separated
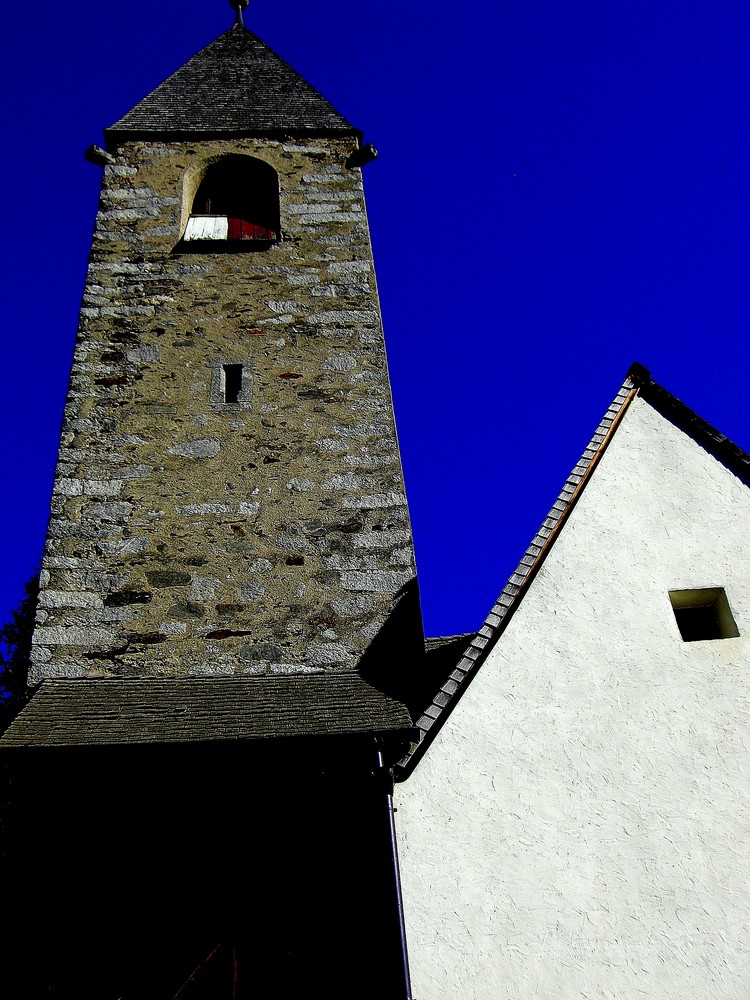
(31, 137, 421, 683)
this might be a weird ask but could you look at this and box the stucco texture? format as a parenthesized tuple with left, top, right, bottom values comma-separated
(396, 397, 750, 1000)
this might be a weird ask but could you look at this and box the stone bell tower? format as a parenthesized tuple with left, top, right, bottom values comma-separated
(28, 15, 423, 687)
(2, 10, 420, 998)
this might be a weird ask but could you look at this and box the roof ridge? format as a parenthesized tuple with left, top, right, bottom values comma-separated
(395, 370, 640, 779)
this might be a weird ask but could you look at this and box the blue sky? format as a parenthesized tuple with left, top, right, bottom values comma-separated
(0, 0, 748, 638)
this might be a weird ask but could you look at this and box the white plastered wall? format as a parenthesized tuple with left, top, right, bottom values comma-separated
(396, 397, 750, 1000)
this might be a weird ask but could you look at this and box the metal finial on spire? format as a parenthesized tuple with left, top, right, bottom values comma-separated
(229, 0, 250, 26)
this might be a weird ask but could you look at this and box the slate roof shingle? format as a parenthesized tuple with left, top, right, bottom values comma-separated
(106, 24, 356, 142)
(0, 674, 412, 748)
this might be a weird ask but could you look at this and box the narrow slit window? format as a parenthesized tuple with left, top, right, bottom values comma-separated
(223, 364, 243, 405)
(210, 359, 252, 410)
(669, 588, 739, 642)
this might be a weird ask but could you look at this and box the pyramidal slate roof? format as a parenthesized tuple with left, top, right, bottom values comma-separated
(106, 24, 357, 142)
(396, 363, 750, 779)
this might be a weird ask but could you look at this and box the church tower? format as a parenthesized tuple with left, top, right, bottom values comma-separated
(28, 13, 422, 687)
(2, 9, 419, 998)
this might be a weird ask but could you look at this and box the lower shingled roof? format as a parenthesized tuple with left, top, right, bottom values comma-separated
(0, 674, 413, 748)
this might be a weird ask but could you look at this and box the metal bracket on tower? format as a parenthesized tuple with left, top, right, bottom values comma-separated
(85, 144, 117, 168)
(346, 144, 379, 170)
(229, 0, 250, 26)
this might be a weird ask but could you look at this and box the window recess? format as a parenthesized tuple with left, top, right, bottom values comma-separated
(209, 360, 252, 410)
(669, 588, 740, 642)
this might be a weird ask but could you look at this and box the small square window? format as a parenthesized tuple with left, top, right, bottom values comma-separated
(669, 588, 739, 642)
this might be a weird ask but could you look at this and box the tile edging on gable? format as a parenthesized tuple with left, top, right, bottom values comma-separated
(395, 372, 640, 780)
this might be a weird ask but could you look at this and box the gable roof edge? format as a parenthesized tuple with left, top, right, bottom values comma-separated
(634, 368, 750, 487)
(395, 370, 640, 780)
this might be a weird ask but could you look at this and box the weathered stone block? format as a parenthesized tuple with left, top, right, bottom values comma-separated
(145, 570, 192, 588)
(37, 591, 103, 610)
(167, 439, 221, 459)
(239, 580, 266, 601)
(127, 345, 160, 363)
(306, 643, 350, 666)
(33, 626, 117, 646)
(168, 602, 205, 620)
(240, 642, 283, 662)
(187, 577, 222, 601)
(98, 538, 149, 556)
(82, 501, 133, 524)
(341, 570, 412, 593)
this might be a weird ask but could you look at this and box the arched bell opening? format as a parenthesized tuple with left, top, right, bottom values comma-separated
(182, 155, 280, 248)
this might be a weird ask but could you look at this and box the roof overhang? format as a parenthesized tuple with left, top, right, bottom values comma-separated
(103, 127, 363, 151)
(1, 674, 414, 750)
